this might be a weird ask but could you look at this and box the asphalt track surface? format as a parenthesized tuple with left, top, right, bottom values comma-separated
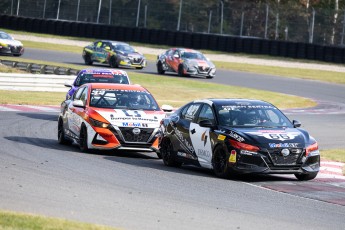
(0, 48, 344, 229)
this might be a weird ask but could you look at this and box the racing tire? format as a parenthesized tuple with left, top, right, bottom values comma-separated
(79, 125, 90, 153)
(84, 54, 93, 65)
(178, 64, 185, 77)
(109, 56, 118, 68)
(156, 151, 162, 159)
(57, 119, 72, 145)
(157, 61, 165, 74)
(160, 138, 182, 167)
(212, 145, 231, 179)
(294, 172, 318, 181)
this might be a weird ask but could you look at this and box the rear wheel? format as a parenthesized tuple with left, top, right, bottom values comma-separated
(294, 172, 318, 181)
(79, 125, 89, 153)
(157, 61, 165, 74)
(84, 53, 93, 65)
(57, 119, 72, 145)
(109, 56, 118, 68)
(160, 138, 182, 167)
(212, 145, 231, 178)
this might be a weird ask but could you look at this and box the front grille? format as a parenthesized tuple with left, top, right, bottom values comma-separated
(131, 57, 142, 64)
(198, 66, 210, 73)
(267, 148, 303, 166)
(10, 45, 22, 53)
(119, 127, 154, 143)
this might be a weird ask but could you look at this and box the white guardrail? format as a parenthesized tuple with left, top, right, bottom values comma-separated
(0, 73, 75, 92)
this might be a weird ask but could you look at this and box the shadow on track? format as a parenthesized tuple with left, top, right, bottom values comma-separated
(17, 113, 58, 121)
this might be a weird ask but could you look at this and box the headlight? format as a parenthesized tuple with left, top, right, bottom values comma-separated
(229, 139, 259, 155)
(306, 142, 319, 157)
(89, 117, 110, 128)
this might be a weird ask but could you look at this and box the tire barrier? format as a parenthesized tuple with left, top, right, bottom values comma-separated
(1, 14, 345, 64)
(0, 59, 79, 75)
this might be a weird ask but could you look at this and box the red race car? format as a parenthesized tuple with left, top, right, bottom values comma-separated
(156, 48, 216, 78)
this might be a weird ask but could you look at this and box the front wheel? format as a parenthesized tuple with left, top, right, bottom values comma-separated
(178, 64, 185, 77)
(157, 61, 165, 74)
(109, 56, 118, 68)
(57, 119, 72, 145)
(79, 125, 89, 153)
(212, 146, 231, 178)
(160, 138, 182, 167)
(294, 172, 318, 181)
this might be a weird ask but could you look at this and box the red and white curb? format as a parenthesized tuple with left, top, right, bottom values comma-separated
(320, 161, 345, 177)
(0, 104, 59, 113)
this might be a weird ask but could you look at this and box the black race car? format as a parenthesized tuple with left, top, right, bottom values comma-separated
(82, 40, 146, 69)
(159, 99, 320, 181)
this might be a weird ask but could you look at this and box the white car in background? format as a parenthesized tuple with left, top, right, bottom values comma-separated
(0, 31, 24, 56)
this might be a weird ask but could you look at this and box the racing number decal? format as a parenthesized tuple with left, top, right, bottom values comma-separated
(122, 110, 142, 117)
(268, 134, 290, 140)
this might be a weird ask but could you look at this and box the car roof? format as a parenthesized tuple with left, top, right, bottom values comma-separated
(79, 68, 128, 75)
(97, 40, 129, 45)
(193, 98, 273, 106)
(86, 83, 146, 91)
(172, 48, 200, 53)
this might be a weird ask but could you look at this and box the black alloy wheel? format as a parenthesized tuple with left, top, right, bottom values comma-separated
(157, 61, 165, 74)
(84, 53, 93, 65)
(160, 138, 182, 167)
(294, 172, 318, 181)
(212, 146, 231, 178)
(57, 119, 72, 145)
(178, 64, 185, 77)
(79, 125, 89, 153)
(110, 56, 118, 68)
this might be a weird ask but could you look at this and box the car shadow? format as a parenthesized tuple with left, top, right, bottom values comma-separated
(17, 112, 58, 121)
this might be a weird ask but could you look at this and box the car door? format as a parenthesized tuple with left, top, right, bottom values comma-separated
(66, 86, 88, 136)
(189, 104, 215, 169)
(170, 49, 181, 72)
(172, 103, 202, 159)
(93, 41, 104, 62)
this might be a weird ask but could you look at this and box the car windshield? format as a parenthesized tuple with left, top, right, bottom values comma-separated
(75, 73, 129, 86)
(113, 44, 135, 53)
(215, 103, 293, 128)
(0, 32, 12, 40)
(89, 89, 160, 111)
(181, 52, 205, 60)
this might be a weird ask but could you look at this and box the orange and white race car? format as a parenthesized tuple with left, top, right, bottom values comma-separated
(58, 83, 172, 157)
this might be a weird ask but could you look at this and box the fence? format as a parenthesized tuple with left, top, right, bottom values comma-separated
(2, 0, 345, 46)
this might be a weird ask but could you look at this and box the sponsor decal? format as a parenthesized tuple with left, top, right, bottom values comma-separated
(222, 105, 274, 110)
(229, 131, 244, 142)
(217, 134, 226, 141)
(229, 150, 237, 163)
(173, 128, 194, 153)
(122, 122, 141, 127)
(201, 131, 208, 146)
(132, 128, 141, 135)
(197, 148, 211, 158)
(269, 143, 299, 148)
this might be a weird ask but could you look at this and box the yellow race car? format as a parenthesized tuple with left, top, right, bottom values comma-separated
(82, 40, 146, 69)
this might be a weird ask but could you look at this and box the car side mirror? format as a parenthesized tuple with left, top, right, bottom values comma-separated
(173, 54, 179, 58)
(161, 104, 173, 112)
(73, 100, 85, 108)
(199, 119, 214, 128)
(293, 120, 301, 128)
(64, 80, 73, 88)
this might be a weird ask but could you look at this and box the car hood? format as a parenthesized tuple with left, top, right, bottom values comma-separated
(221, 127, 314, 149)
(183, 58, 214, 68)
(0, 39, 23, 46)
(119, 51, 144, 58)
(95, 109, 165, 128)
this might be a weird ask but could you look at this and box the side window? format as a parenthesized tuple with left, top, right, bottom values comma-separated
(73, 87, 84, 100)
(197, 104, 215, 124)
(79, 87, 88, 105)
(181, 103, 201, 121)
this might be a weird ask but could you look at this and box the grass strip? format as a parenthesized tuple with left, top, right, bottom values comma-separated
(321, 149, 345, 175)
(0, 210, 118, 230)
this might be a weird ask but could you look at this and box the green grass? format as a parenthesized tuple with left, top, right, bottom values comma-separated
(4, 28, 345, 85)
(0, 210, 118, 230)
(321, 149, 345, 175)
(0, 64, 26, 73)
